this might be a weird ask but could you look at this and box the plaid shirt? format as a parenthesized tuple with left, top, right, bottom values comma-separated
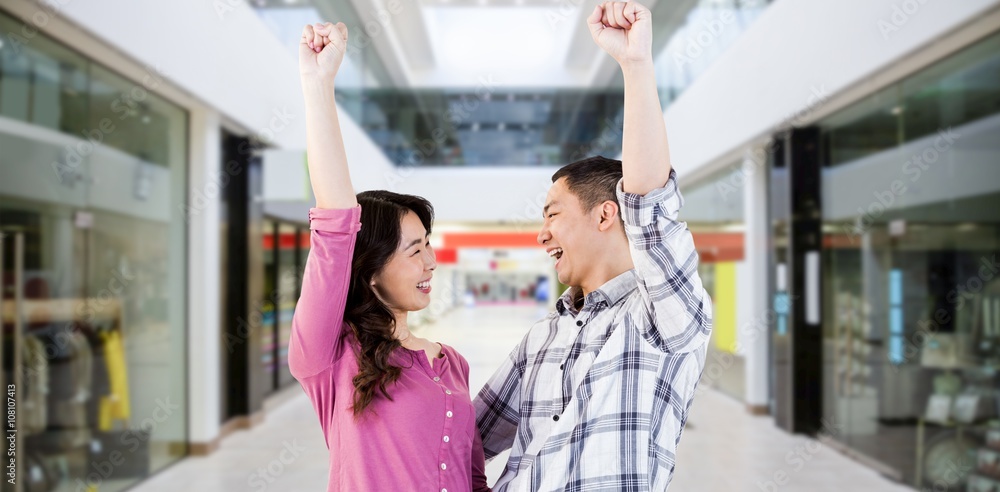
(473, 169, 713, 492)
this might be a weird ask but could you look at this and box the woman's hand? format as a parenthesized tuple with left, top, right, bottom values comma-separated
(299, 22, 349, 81)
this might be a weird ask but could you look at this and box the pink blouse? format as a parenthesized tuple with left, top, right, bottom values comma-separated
(288, 205, 490, 492)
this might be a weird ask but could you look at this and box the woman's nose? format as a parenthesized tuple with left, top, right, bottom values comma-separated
(425, 249, 437, 270)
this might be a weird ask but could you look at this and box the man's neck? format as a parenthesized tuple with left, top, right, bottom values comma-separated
(579, 257, 635, 299)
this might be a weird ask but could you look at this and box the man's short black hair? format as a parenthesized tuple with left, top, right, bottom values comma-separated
(551, 155, 623, 215)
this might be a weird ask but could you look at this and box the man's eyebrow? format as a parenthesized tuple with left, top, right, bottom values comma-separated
(543, 201, 559, 216)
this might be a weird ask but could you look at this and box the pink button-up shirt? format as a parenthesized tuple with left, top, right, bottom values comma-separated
(288, 206, 489, 492)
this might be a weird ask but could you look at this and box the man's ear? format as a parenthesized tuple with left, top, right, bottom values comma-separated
(596, 200, 620, 232)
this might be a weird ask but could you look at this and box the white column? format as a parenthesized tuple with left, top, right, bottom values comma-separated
(187, 108, 223, 447)
(742, 143, 771, 412)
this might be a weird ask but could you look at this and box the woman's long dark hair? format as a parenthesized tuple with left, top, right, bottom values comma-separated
(346, 190, 434, 416)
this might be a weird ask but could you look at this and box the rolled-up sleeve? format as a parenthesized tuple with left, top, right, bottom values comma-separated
(287, 206, 362, 380)
(616, 169, 713, 353)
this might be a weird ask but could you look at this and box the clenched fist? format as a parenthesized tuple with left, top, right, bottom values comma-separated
(587, 2, 653, 67)
(299, 22, 349, 81)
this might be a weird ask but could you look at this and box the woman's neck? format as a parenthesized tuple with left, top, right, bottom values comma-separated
(392, 311, 410, 341)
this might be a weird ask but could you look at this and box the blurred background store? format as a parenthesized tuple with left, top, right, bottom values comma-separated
(1, 0, 999, 490)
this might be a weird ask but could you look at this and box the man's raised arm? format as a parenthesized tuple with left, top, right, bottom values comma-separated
(588, 1, 670, 194)
(588, 2, 713, 353)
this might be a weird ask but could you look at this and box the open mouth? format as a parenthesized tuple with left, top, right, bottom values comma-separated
(417, 280, 432, 294)
(548, 248, 564, 268)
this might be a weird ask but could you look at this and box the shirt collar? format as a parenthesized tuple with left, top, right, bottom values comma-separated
(555, 269, 638, 316)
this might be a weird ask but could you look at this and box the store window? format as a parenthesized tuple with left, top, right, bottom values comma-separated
(0, 9, 188, 491)
(275, 222, 300, 388)
(261, 219, 277, 391)
(818, 29, 1000, 489)
(258, 218, 307, 397)
(684, 166, 746, 400)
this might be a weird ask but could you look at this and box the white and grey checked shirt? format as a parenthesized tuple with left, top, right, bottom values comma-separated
(473, 169, 713, 492)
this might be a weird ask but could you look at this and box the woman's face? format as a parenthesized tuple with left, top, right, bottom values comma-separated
(371, 211, 437, 314)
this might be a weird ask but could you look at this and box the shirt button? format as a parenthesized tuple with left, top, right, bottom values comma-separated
(442, 489, 448, 492)
(576, 320, 583, 327)
(553, 415, 560, 421)
(446, 411, 453, 418)
(559, 363, 564, 370)
(433, 377, 441, 381)
(445, 389, 452, 395)
(443, 435, 450, 443)
(441, 463, 447, 470)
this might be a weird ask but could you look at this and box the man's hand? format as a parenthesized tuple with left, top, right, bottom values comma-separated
(590, 2, 669, 196)
(299, 22, 349, 81)
(587, 2, 653, 68)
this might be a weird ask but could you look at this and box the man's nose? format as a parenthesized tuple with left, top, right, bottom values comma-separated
(537, 225, 550, 245)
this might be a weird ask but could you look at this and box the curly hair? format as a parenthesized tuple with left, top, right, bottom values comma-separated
(345, 190, 434, 416)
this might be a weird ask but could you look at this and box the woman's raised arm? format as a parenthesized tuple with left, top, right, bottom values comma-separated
(299, 22, 356, 209)
(287, 22, 361, 381)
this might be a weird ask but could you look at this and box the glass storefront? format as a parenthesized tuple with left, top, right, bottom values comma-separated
(0, 9, 188, 492)
(261, 219, 277, 390)
(259, 219, 307, 396)
(817, 29, 1000, 489)
(684, 166, 746, 401)
(275, 223, 299, 389)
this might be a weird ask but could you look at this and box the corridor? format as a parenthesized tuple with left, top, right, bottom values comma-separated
(131, 306, 911, 492)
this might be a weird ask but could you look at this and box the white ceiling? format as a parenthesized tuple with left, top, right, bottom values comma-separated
(265, 0, 636, 88)
(414, 5, 591, 87)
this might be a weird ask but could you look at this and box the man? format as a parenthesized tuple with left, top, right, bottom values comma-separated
(472, 2, 713, 490)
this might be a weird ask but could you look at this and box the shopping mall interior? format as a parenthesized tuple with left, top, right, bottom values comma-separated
(1, 0, 999, 490)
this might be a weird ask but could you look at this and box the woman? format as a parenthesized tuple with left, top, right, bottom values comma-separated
(290, 21, 489, 492)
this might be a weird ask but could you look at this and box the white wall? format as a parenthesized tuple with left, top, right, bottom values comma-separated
(395, 167, 554, 224)
(186, 108, 223, 445)
(667, 0, 1000, 182)
(742, 146, 770, 410)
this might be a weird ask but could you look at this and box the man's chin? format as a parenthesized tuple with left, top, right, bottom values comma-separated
(556, 271, 570, 286)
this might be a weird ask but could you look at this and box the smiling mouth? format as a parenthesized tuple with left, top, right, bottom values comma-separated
(547, 248, 563, 260)
(417, 280, 431, 293)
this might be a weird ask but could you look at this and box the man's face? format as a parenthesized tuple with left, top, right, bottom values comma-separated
(538, 178, 603, 288)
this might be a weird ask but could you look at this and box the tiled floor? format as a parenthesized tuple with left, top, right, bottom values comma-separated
(132, 305, 913, 491)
